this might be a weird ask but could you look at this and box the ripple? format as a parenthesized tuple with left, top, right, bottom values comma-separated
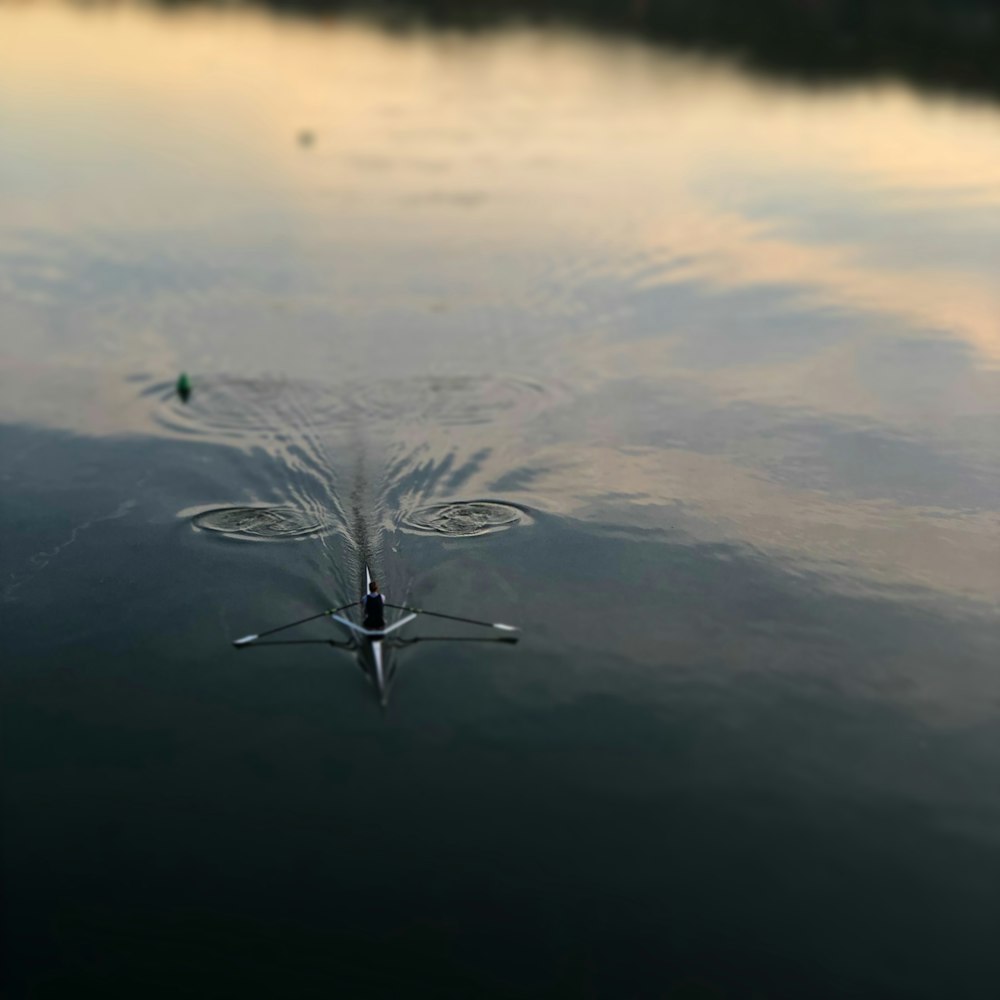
(189, 505, 328, 541)
(402, 500, 526, 537)
(145, 374, 556, 445)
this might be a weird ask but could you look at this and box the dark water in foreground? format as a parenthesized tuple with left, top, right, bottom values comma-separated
(3, 4, 1000, 997)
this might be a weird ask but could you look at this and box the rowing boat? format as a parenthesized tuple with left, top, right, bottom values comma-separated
(232, 562, 520, 706)
(329, 565, 416, 706)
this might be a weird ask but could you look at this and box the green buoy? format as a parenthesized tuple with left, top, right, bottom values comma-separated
(176, 372, 191, 402)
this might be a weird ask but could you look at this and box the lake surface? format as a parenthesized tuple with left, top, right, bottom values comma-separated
(2, 3, 1000, 997)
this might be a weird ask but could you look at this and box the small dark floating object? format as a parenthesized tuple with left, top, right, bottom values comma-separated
(403, 501, 524, 537)
(192, 505, 326, 541)
(298, 129, 315, 147)
(176, 372, 191, 402)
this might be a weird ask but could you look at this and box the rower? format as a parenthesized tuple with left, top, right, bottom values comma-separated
(362, 579, 385, 631)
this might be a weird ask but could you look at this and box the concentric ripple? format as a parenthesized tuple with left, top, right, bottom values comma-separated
(190, 505, 328, 541)
(402, 500, 526, 537)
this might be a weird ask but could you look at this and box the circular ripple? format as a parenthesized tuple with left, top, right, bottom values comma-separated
(403, 501, 525, 537)
(191, 505, 327, 541)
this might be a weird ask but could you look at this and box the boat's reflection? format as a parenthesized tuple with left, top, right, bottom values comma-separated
(240, 629, 518, 708)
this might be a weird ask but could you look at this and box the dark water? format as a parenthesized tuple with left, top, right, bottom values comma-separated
(3, 4, 1000, 997)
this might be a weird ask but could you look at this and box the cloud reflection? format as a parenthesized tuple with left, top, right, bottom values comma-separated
(1, 2, 997, 614)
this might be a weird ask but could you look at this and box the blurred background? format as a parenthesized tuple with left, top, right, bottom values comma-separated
(2, 2, 999, 997)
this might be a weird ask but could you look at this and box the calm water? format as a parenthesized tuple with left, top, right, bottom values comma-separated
(2, 4, 1000, 997)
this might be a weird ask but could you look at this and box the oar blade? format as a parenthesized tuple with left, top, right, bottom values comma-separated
(493, 623, 519, 632)
(231, 600, 359, 646)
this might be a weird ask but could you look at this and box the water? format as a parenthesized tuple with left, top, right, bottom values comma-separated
(2, 3, 1000, 997)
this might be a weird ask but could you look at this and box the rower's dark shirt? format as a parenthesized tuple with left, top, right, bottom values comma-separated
(363, 592, 385, 628)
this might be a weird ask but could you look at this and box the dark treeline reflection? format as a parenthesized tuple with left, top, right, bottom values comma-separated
(150, 0, 1000, 98)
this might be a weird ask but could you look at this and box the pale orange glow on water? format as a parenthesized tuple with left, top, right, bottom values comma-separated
(2, 1, 998, 607)
(3, 3, 998, 366)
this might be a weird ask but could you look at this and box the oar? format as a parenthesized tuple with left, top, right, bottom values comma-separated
(237, 639, 354, 649)
(233, 601, 359, 647)
(394, 635, 519, 646)
(383, 603, 519, 632)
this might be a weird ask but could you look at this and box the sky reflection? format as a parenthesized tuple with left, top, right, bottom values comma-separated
(1, 0, 998, 612)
